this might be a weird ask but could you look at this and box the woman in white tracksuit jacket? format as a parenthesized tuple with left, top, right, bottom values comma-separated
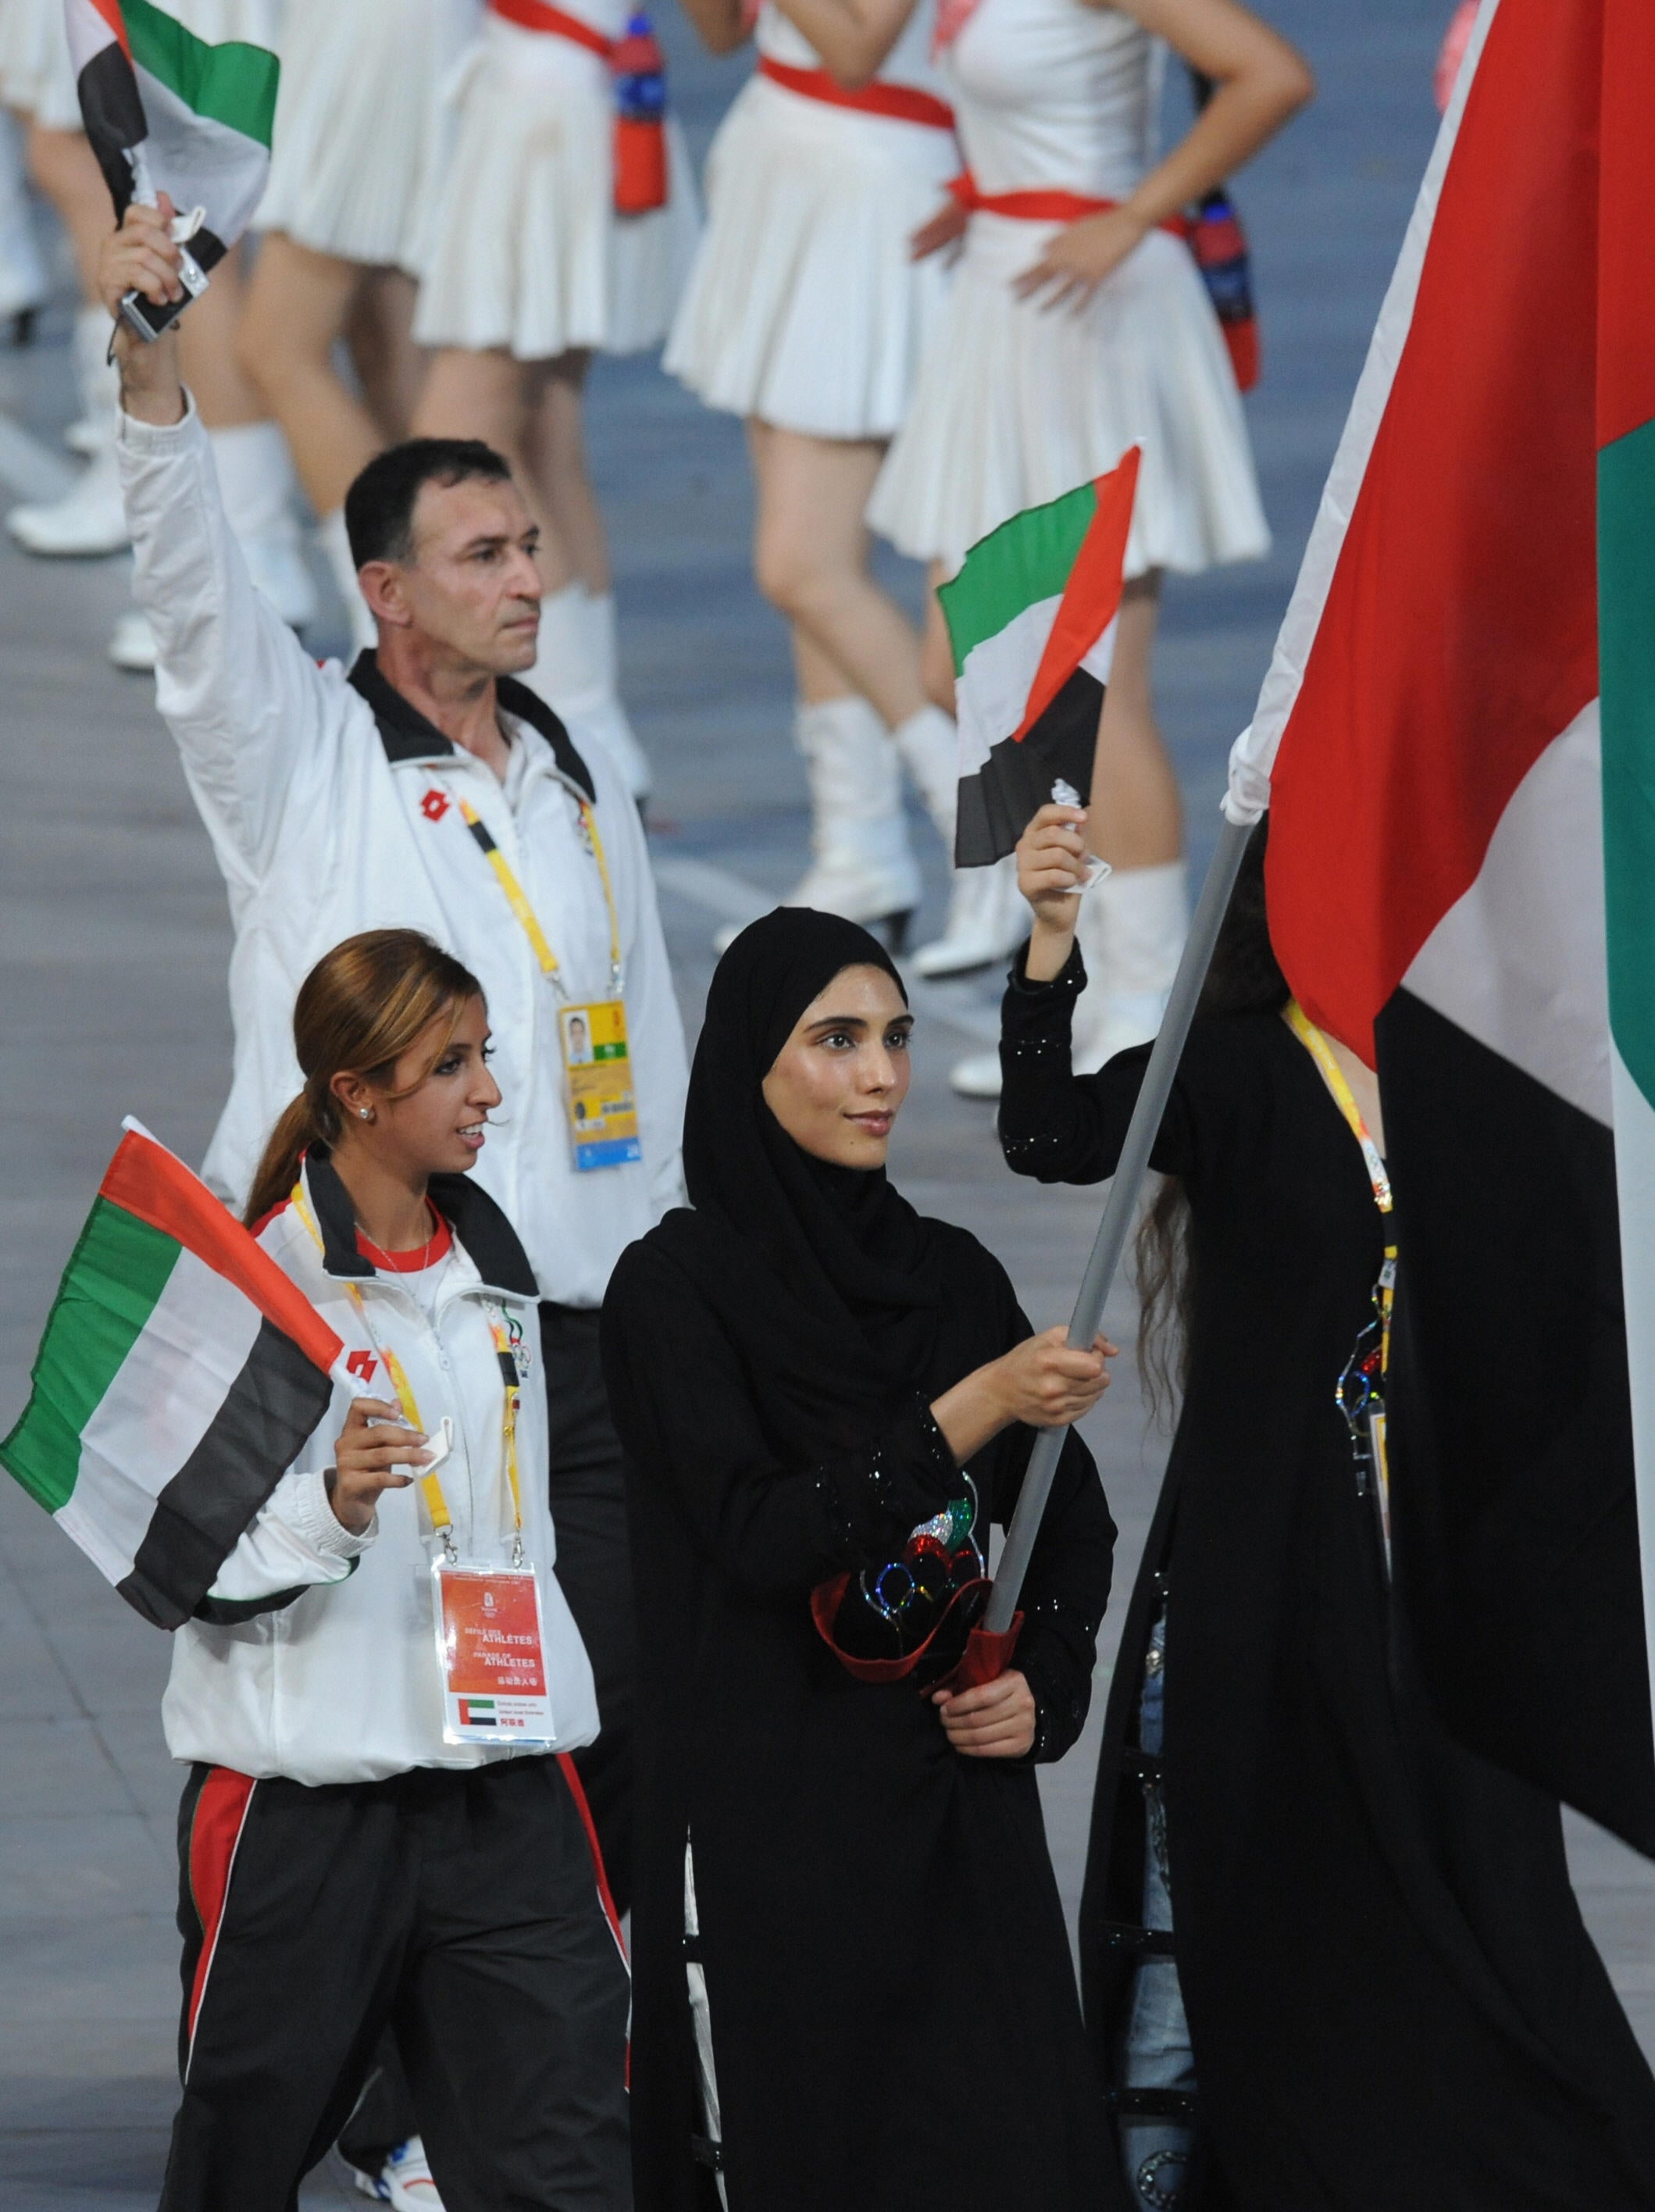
(155, 928, 631, 2212)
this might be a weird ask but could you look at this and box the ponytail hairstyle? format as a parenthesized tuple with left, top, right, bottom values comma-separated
(1134, 819, 1287, 1424)
(244, 929, 486, 1229)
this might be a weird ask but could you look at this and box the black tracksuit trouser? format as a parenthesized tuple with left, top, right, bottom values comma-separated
(160, 1753, 631, 2212)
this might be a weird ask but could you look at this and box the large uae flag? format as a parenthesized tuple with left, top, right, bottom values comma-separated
(1228, 0, 1655, 1850)
(942, 448, 1139, 867)
(1, 1122, 346, 1630)
(66, 0, 279, 273)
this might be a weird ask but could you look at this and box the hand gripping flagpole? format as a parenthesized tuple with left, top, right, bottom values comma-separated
(982, 798, 1261, 1637)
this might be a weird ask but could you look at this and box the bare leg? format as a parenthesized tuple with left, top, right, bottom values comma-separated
(348, 268, 425, 444)
(922, 568, 956, 712)
(793, 626, 856, 708)
(1086, 575, 1182, 869)
(236, 234, 380, 516)
(412, 345, 576, 591)
(177, 243, 266, 429)
(748, 422, 929, 733)
(528, 352, 608, 594)
(23, 124, 106, 298)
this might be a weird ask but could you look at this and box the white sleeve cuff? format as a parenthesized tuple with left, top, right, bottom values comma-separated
(290, 1465, 378, 1559)
(116, 385, 200, 454)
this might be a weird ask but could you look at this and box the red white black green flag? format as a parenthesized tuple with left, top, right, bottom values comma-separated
(66, 0, 278, 275)
(940, 448, 1139, 868)
(1, 1121, 347, 1629)
(1228, 0, 1655, 1850)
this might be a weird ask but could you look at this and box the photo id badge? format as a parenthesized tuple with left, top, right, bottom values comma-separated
(432, 1560, 556, 1745)
(559, 999, 641, 1172)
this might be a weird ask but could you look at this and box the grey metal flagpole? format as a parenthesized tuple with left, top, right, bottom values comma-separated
(982, 809, 1258, 1636)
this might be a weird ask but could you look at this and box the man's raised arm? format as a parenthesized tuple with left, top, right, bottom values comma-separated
(102, 202, 340, 889)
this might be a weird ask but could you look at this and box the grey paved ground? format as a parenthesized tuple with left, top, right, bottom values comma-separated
(1, 2, 1650, 2203)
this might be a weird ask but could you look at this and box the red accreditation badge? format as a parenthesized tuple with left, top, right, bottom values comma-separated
(432, 1561, 555, 1745)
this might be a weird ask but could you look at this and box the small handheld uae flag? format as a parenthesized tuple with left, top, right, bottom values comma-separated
(67, 0, 279, 330)
(940, 447, 1139, 868)
(1, 1120, 348, 1631)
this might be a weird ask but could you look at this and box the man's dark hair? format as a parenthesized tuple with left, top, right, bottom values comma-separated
(344, 438, 512, 568)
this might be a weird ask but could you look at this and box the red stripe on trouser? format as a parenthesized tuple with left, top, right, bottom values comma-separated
(558, 1753, 631, 2087)
(186, 1767, 256, 2056)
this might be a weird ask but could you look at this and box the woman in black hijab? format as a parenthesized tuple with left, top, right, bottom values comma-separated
(601, 908, 1124, 2212)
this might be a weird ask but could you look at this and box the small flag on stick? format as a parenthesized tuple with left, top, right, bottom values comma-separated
(66, 0, 279, 335)
(940, 447, 1140, 868)
(1, 1121, 348, 1630)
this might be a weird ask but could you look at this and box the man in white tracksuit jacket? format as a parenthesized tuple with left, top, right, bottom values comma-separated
(103, 198, 687, 1922)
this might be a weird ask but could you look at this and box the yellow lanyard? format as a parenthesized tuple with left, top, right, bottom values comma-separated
(1285, 1001, 1396, 1372)
(291, 1181, 525, 1560)
(456, 793, 623, 999)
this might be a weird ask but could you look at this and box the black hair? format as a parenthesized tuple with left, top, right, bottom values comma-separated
(1135, 818, 1286, 1422)
(343, 438, 514, 569)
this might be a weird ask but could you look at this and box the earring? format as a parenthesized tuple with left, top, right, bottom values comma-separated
(358, 1108, 373, 1122)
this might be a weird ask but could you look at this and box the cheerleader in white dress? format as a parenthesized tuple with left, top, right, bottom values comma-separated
(409, 0, 701, 799)
(239, 0, 482, 651)
(869, 0, 1310, 1094)
(668, 0, 1020, 971)
(2, 0, 315, 667)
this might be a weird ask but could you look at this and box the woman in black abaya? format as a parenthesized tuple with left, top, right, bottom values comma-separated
(601, 908, 1124, 2212)
(999, 803, 1655, 2211)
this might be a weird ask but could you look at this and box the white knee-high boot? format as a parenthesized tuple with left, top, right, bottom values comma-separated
(894, 705, 1025, 978)
(0, 111, 45, 335)
(7, 307, 130, 555)
(319, 507, 377, 659)
(1069, 858, 1189, 1073)
(948, 858, 1188, 1099)
(209, 423, 317, 630)
(523, 580, 652, 801)
(717, 696, 921, 953)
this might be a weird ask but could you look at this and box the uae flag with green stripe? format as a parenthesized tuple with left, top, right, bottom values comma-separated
(940, 448, 1139, 867)
(1, 1121, 345, 1630)
(1229, 0, 1655, 1850)
(67, 0, 278, 274)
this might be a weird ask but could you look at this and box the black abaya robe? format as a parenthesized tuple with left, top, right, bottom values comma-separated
(603, 1211, 1121, 2212)
(998, 947, 1655, 2209)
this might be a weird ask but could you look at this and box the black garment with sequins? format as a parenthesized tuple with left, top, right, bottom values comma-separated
(602, 904, 1118, 2212)
(999, 944, 1655, 2212)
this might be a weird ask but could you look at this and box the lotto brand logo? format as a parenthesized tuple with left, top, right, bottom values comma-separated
(347, 1350, 379, 1382)
(420, 788, 451, 822)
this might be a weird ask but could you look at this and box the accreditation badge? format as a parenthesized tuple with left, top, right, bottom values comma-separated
(559, 999, 641, 1172)
(432, 1560, 556, 1745)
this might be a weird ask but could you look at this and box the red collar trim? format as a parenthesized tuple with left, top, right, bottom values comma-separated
(355, 1208, 454, 1273)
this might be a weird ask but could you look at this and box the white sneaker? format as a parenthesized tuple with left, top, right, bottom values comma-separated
(912, 855, 1026, 978)
(353, 2135, 444, 2210)
(208, 423, 318, 630)
(948, 1048, 1003, 1101)
(9, 444, 130, 556)
(108, 609, 157, 672)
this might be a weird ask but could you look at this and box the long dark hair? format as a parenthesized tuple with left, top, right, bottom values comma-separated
(244, 930, 483, 1229)
(1135, 819, 1286, 1422)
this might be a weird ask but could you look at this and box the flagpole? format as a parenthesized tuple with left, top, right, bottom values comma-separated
(983, 812, 1256, 1637)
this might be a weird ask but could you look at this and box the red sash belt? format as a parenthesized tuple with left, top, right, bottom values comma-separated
(757, 54, 954, 131)
(947, 169, 1193, 240)
(490, 0, 614, 58)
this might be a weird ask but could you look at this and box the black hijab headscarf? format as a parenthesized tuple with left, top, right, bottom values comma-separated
(683, 908, 945, 1390)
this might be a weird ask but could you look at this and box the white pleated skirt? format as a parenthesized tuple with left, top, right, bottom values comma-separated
(869, 211, 1270, 578)
(663, 71, 958, 443)
(0, 0, 80, 128)
(255, 0, 480, 273)
(412, 15, 700, 359)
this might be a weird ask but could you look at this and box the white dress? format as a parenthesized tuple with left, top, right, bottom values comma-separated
(868, 0, 1268, 577)
(663, 0, 958, 441)
(0, 0, 275, 131)
(255, 0, 481, 273)
(412, 0, 700, 360)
